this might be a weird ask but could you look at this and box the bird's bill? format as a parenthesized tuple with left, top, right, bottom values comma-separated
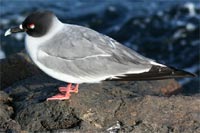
(4, 24, 25, 36)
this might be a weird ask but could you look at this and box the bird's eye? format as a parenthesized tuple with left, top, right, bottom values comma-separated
(27, 23, 35, 29)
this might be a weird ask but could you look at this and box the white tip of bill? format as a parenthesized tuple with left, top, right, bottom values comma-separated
(4, 29, 11, 36)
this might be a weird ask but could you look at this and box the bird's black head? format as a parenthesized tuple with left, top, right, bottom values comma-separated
(22, 11, 54, 37)
(5, 11, 55, 37)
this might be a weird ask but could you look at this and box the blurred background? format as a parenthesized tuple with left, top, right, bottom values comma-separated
(0, 0, 199, 94)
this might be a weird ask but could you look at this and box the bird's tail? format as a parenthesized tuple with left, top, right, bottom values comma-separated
(107, 65, 196, 81)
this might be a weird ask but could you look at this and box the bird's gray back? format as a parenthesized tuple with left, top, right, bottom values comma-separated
(37, 24, 153, 81)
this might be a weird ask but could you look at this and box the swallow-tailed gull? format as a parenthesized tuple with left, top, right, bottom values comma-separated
(5, 11, 196, 100)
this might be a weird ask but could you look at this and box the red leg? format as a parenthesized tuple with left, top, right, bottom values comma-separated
(59, 84, 79, 93)
(47, 83, 72, 101)
(70, 84, 79, 93)
(59, 87, 68, 93)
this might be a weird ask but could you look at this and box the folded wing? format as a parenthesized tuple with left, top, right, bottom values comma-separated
(37, 24, 153, 82)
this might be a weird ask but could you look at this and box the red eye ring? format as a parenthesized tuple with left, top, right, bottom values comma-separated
(28, 23, 35, 29)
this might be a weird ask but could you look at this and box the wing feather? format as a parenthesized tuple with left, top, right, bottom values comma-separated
(37, 24, 152, 82)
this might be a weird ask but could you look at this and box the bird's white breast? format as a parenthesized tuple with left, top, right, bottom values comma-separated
(25, 21, 104, 83)
(25, 20, 79, 82)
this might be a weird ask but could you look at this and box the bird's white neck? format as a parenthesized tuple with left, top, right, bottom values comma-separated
(26, 17, 64, 44)
(25, 17, 64, 62)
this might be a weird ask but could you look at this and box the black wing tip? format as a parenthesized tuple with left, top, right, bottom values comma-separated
(168, 66, 197, 78)
(182, 72, 197, 77)
(105, 65, 197, 81)
(174, 71, 196, 78)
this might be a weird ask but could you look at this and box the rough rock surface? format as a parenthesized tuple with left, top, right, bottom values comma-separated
(0, 52, 41, 89)
(1, 74, 199, 133)
(0, 52, 199, 132)
(0, 91, 21, 132)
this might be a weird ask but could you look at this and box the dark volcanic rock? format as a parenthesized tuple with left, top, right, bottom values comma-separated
(1, 52, 199, 132)
(0, 91, 21, 132)
(3, 74, 199, 132)
(16, 101, 81, 131)
(0, 51, 41, 90)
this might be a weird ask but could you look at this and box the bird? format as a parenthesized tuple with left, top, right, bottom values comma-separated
(4, 11, 196, 100)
